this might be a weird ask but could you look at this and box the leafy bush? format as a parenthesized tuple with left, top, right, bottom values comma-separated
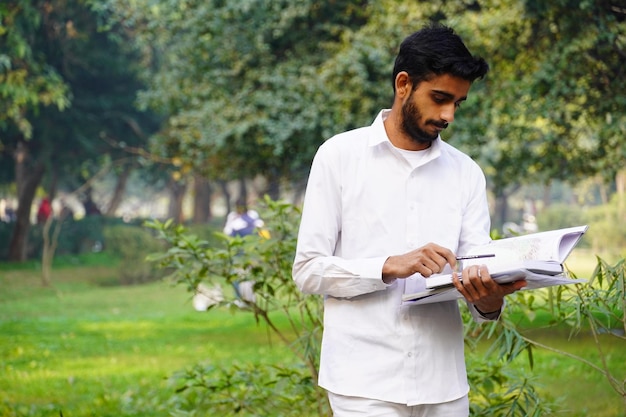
(147, 198, 328, 415)
(165, 362, 322, 417)
(536, 203, 588, 239)
(584, 195, 626, 255)
(0, 215, 142, 261)
(464, 257, 626, 415)
(103, 224, 166, 285)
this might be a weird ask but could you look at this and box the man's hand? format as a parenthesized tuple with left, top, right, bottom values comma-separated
(382, 243, 457, 283)
(452, 264, 527, 313)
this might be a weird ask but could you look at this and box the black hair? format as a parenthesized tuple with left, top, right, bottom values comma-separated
(392, 23, 489, 92)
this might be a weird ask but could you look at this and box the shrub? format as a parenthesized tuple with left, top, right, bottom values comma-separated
(584, 195, 626, 255)
(103, 224, 165, 285)
(0, 215, 140, 261)
(536, 203, 587, 238)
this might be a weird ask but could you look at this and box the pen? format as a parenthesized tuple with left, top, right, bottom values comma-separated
(456, 254, 495, 260)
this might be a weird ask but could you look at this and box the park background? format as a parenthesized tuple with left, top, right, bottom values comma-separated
(1, 0, 625, 416)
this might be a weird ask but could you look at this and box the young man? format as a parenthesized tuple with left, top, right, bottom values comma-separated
(292, 24, 526, 416)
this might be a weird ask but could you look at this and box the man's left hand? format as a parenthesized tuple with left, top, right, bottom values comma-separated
(452, 264, 526, 314)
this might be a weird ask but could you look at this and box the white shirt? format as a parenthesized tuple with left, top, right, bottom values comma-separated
(292, 110, 492, 406)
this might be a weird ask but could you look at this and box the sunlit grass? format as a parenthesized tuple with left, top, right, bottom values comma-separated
(0, 258, 296, 416)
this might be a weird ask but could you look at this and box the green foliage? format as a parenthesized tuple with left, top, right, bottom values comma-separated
(146, 197, 328, 414)
(455, 0, 626, 195)
(463, 256, 626, 415)
(1, 0, 159, 263)
(467, 358, 553, 416)
(102, 0, 626, 226)
(0, 215, 142, 261)
(584, 194, 626, 255)
(108, 0, 372, 187)
(575, 258, 626, 343)
(103, 223, 165, 285)
(536, 203, 588, 235)
(167, 362, 322, 417)
(0, 1, 71, 139)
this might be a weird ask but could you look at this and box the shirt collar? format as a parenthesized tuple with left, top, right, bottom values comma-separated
(368, 109, 443, 159)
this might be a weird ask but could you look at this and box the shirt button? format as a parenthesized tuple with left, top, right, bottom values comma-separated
(407, 352, 413, 357)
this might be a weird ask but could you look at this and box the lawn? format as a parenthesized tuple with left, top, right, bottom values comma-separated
(0, 251, 625, 416)
(512, 327, 626, 417)
(0, 257, 296, 417)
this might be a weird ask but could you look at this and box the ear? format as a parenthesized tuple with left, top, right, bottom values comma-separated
(394, 71, 412, 98)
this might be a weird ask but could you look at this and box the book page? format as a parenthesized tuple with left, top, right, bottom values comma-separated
(463, 225, 588, 266)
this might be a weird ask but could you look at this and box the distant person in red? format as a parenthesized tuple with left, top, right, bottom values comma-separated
(37, 197, 52, 224)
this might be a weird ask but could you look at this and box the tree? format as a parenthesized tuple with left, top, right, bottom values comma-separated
(1, 0, 157, 261)
(108, 0, 370, 201)
(118, 0, 624, 228)
(0, 1, 70, 140)
(447, 0, 626, 227)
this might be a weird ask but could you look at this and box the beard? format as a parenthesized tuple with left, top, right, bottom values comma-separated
(400, 94, 447, 145)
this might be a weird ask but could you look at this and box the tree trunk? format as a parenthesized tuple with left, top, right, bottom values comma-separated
(493, 193, 508, 233)
(192, 174, 212, 223)
(8, 161, 45, 262)
(616, 169, 626, 220)
(105, 163, 133, 216)
(238, 178, 248, 204)
(168, 179, 187, 224)
(542, 182, 552, 209)
(41, 205, 70, 286)
(265, 169, 280, 201)
(218, 180, 231, 215)
(493, 185, 518, 234)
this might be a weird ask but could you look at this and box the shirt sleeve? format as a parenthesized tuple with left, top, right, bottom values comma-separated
(467, 299, 505, 322)
(292, 142, 391, 298)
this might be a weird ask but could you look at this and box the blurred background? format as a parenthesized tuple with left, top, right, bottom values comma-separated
(1, 0, 625, 263)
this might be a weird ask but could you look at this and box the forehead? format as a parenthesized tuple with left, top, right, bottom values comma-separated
(416, 74, 472, 99)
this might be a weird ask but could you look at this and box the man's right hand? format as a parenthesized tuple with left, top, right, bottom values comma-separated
(382, 243, 457, 283)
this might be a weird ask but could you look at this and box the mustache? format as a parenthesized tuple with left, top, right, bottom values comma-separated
(432, 121, 449, 129)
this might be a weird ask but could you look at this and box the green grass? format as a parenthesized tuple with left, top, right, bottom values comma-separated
(488, 325, 626, 417)
(1, 251, 625, 416)
(0, 257, 296, 416)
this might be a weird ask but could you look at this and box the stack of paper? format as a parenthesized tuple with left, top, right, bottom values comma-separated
(403, 225, 589, 304)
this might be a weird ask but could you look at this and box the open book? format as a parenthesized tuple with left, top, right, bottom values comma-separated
(403, 225, 589, 304)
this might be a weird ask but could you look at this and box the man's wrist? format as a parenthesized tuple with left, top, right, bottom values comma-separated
(475, 305, 500, 315)
(474, 304, 502, 319)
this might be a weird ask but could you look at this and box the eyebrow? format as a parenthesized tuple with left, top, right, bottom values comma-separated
(432, 89, 468, 102)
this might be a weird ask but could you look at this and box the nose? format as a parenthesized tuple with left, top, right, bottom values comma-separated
(440, 103, 456, 124)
